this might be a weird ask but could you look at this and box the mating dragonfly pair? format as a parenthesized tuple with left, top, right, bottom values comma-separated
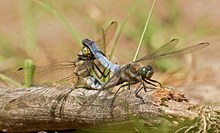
(6, 21, 209, 115)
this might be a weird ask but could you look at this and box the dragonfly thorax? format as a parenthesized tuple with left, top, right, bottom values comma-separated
(140, 65, 154, 80)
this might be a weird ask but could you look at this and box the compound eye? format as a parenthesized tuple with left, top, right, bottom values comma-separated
(82, 47, 90, 55)
(140, 67, 147, 78)
(141, 65, 154, 79)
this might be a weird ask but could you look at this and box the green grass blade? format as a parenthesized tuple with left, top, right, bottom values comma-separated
(109, 0, 139, 60)
(20, 0, 39, 56)
(32, 0, 82, 46)
(23, 59, 35, 87)
(0, 34, 15, 58)
(133, 0, 157, 61)
(0, 73, 22, 87)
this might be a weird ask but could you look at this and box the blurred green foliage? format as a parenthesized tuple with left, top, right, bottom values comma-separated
(0, 0, 214, 73)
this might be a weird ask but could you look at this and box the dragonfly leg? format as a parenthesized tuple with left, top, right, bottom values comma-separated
(143, 78, 162, 88)
(135, 82, 145, 103)
(110, 82, 136, 117)
(111, 82, 136, 105)
(148, 79, 163, 88)
(59, 88, 76, 118)
(135, 81, 158, 103)
(92, 62, 110, 79)
(142, 82, 156, 92)
(50, 87, 78, 119)
(143, 78, 157, 87)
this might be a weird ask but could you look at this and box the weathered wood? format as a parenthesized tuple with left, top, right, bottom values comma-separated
(0, 86, 198, 132)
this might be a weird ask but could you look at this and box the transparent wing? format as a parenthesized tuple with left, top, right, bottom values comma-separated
(6, 61, 81, 118)
(134, 39, 179, 63)
(81, 21, 118, 73)
(134, 41, 209, 64)
(85, 39, 179, 73)
(95, 21, 118, 53)
(14, 61, 76, 86)
(149, 38, 179, 56)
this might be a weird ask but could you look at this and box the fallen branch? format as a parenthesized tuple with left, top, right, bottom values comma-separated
(0, 86, 211, 132)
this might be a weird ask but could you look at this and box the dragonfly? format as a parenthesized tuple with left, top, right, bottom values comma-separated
(4, 21, 118, 118)
(83, 38, 210, 103)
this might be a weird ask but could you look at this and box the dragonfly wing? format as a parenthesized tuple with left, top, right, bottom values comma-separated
(95, 21, 118, 53)
(150, 39, 179, 56)
(152, 42, 210, 59)
(14, 61, 76, 86)
(82, 21, 118, 73)
(5, 73, 79, 118)
(134, 39, 179, 64)
(134, 41, 209, 64)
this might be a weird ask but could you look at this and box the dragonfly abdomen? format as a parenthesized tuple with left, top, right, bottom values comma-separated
(82, 38, 120, 73)
(84, 75, 102, 90)
(96, 52, 120, 73)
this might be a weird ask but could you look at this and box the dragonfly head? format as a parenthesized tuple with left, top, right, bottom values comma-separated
(140, 65, 154, 79)
(81, 38, 95, 57)
(81, 46, 91, 56)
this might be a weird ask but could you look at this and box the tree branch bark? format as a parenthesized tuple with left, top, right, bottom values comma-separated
(0, 86, 199, 132)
